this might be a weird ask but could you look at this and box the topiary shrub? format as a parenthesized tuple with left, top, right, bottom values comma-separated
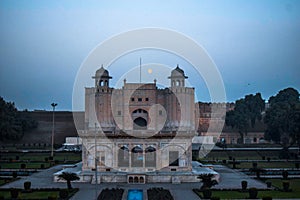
(282, 170, 288, 179)
(241, 180, 248, 190)
(24, 181, 31, 191)
(20, 163, 26, 169)
(47, 196, 57, 200)
(262, 196, 272, 200)
(248, 187, 258, 199)
(41, 164, 45, 169)
(12, 171, 17, 179)
(210, 197, 220, 200)
(10, 188, 19, 199)
(282, 181, 290, 192)
(202, 189, 212, 199)
(266, 181, 272, 188)
(59, 189, 69, 199)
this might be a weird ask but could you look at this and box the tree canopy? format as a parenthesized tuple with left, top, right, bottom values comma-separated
(225, 93, 265, 143)
(0, 97, 37, 141)
(264, 87, 300, 148)
(58, 172, 80, 189)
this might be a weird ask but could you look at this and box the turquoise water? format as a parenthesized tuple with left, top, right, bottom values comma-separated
(127, 189, 143, 200)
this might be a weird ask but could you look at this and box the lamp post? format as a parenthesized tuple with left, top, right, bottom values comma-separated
(51, 103, 57, 157)
(94, 123, 98, 198)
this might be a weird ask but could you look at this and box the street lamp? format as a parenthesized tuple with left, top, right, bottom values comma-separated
(51, 103, 58, 157)
(94, 123, 98, 198)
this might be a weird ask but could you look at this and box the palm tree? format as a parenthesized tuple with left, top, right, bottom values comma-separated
(58, 172, 80, 189)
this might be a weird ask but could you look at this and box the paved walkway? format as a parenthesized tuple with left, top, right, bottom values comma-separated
(213, 165, 268, 189)
(1, 164, 268, 200)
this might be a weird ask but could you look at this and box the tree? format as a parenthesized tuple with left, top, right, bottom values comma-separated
(0, 97, 37, 141)
(58, 172, 80, 189)
(225, 93, 265, 143)
(264, 88, 300, 157)
(197, 174, 218, 190)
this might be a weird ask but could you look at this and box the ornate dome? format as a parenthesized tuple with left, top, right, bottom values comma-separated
(95, 66, 110, 78)
(170, 65, 187, 78)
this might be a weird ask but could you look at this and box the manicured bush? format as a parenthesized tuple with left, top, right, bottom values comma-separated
(23, 182, 30, 190)
(241, 180, 248, 190)
(20, 163, 26, 169)
(252, 162, 257, 168)
(99, 188, 124, 200)
(262, 196, 272, 200)
(202, 189, 212, 199)
(41, 164, 45, 169)
(248, 187, 258, 199)
(47, 196, 57, 200)
(282, 181, 290, 192)
(266, 181, 272, 188)
(12, 171, 17, 179)
(210, 197, 220, 200)
(267, 157, 271, 162)
(24, 181, 31, 191)
(10, 188, 19, 199)
(282, 170, 288, 179)
(296, 163, 299, 169)
(59, 189, 69, 199)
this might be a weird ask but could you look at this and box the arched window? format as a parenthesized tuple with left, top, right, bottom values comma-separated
(118, 145, 129, 167)
(176, 80, 181, 86)
(145, 146, 156, 167)
(131, 145, 143, 167)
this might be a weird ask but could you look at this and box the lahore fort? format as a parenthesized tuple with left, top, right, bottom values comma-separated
(78, 65, 198, 183)
(72, 65, 264, 183)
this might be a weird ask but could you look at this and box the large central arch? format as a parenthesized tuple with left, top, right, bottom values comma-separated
(132, 109, 148, 130)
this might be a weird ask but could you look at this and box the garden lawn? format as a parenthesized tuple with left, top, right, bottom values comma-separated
(0, 191, 59, 199)
(194, 179, 300, 199)
(231, 161, 296, 169)
(0, 189, 78, 199)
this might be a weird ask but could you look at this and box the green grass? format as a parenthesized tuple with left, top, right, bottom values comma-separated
(202, 150, 279, 161)
(229, 162, 296, 169)
(0, 180, 5, 186)
(0, 152, 81, 169)
(1, 152, 81, 162)
(0, 191, 59, 199)
(0, 162, 51, 169)
(194, 179, 300, 199)
(0, 189, 78, 199)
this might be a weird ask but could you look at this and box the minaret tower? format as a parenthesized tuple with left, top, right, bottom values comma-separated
(169, 64, 188, 87)
(93, 65, 112, 88)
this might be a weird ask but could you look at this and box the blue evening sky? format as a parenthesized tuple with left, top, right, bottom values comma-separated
(0, 0, 299, 110)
